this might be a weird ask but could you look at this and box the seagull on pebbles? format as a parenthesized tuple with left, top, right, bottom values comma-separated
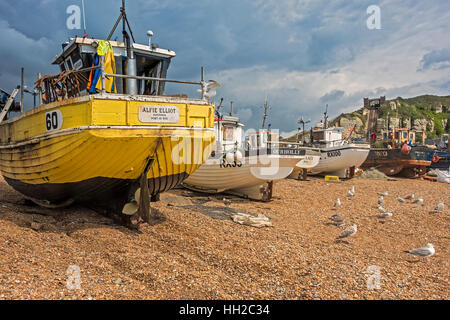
(337, 224, 357, 239)
(329, 214, 345, 226)
(405, 192, 415, 200)
(378, 196, 384, 206)
(412, 196, 423, 205)
(378, 211, 393, 219)
(378, 191, 388, 196)
(404, 243, 435, 258)
(334, 198, 341, 208)
(378, 206, 387, 213)
(397, 196, 406, 203)
(434, 202, 445, 212)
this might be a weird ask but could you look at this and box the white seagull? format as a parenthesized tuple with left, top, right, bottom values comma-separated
(397, 196, 406, 203)
(334, 198, 341, 208)
(198, 80, 221, 100)
(412, 196, 423, 205)
(378, 211, 393, 219)
(404, 243, 435, 258)
(378, 191, 388, 196)
(378, 206, 387, 213)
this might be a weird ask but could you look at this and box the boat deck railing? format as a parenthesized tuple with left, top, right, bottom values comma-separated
(100, 57, 208, 100)
(33, 58, 209, 105)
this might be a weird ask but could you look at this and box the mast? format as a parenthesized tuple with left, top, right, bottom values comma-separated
(81, 0, 87, 35)
(324, 104, 329, 129)
(262, 98, 269, 129)
(107, 0, 137, 94)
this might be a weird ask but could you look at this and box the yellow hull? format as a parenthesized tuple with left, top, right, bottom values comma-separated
(0, 93, 215, 203)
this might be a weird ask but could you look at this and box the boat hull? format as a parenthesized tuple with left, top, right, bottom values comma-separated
(427, 150, 450, 171)
(288, 155, 321, 179)
(183, 155, 300, 200)
(309, 144, 370, 178)
(0, 94, 215, 208)
(360, 146, 432, 177)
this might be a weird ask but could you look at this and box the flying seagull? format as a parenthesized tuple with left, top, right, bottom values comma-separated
(404, 243, 435, 258)
(337, 224, 357, 239)
(198, 80, 221, 100)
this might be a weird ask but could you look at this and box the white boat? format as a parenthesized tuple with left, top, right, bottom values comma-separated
(308, 126, 370, 178)
(283, 142, 321, 179)
(183, 115, 316, 200)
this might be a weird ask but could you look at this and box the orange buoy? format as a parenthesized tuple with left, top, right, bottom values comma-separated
(432, 154, 439, 163)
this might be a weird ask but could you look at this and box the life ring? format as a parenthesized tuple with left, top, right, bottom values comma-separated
(432, 154, 439, 163)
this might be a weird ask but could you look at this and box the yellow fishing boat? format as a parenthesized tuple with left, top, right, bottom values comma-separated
(0, 3, 216, 226)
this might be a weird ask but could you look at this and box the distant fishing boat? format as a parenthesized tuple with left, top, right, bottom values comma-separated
(307, 125, 371, 178)
(361, 146, 432, 177)
(183, 109, 318, 200)
(360, 128, 432, 177)
(0, 2, 216, 227)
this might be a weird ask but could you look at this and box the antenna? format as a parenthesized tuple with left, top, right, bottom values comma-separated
(297, 116, 311, 144)
(216, 97, 223, 113)
(81, 0, 87, 35)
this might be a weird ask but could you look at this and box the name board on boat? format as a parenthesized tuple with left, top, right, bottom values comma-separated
(45, 110, 63, 132)
(373, 151, 388, 157)
(275, 148, 305, 156)
(138, 105, 180, 123)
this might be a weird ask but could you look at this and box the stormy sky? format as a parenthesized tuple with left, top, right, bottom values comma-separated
(1, 0, 449, 136)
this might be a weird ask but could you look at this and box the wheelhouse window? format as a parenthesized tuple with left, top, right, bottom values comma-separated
(222, 126, 234, 141)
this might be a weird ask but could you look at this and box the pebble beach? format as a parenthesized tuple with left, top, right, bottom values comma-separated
(0, 175, 448, 300)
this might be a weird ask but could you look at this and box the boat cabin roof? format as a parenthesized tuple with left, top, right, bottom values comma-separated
(52, 37, 176, 65)
(312, 127, 344, 133)
(219, 115, 243, 127)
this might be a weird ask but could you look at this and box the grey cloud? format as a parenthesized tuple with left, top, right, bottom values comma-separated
(419, 48, 450, 71)
(320, 90, 345, 103)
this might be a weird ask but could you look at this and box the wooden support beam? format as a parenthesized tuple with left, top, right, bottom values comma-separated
(0, 87, 20, 123)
